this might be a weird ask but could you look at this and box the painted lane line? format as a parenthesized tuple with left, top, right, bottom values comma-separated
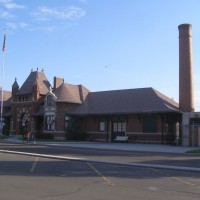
(30, 157, 39, 173)
(87, 162, 115, 186)
(171, 176, 200, 190)
(151, 168, 200, 191)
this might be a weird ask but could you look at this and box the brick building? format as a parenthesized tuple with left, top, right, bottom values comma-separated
(1, 23, 200, 146)
(1, 69, 182, 144)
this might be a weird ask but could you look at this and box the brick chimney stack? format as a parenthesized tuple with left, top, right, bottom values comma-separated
(178, 24, 194, 112)
(54, 76, 63, 89)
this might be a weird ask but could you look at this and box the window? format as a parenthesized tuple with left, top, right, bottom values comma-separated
(47, 95, 55, 106)
(113, 122, 126, 132)
(46, 115, 55, 131)
(122, 122, 126, 132)
(18, 95, 30, 102)
(99, 121, 105, 132)
(113, 122, 118, 132)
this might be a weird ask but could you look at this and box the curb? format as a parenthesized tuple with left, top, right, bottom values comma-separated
(1, 149, 200, 173)
(1, 139, 193, 154)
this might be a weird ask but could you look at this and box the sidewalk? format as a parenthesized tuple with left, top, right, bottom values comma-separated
(2, 135, 199, 154)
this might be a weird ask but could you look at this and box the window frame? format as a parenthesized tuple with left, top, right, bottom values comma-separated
(46, 115, 55, 131)
(47, 95, 55, 106)
(99, 121, 106, 132)
(112, 121, 126, 133)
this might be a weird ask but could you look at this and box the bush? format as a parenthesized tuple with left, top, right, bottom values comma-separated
(35, 132, 54, 140)
(66, 132, 88, 141)
(3, 126, 10, 136)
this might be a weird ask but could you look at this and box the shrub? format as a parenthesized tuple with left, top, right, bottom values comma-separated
(3, 126, 10, 136)
(35, 132, 54, 140)
(66, 131, 88, 141)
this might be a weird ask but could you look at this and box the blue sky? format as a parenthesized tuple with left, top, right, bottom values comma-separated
(1, 0, 200, 110)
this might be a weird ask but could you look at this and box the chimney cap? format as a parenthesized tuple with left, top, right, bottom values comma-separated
(178, 23, 192, 30)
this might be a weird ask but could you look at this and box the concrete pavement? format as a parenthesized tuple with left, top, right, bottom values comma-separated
(46, 142, 200, 154)
(2, 135, 199, 154)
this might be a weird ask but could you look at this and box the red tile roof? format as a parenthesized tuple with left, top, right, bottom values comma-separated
(54, 83, 90, 103)
(17, 71, 51, 95)
(70, 87, 181, 115)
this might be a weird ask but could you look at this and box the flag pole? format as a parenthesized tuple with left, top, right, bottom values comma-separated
(0, 29, 6, 135)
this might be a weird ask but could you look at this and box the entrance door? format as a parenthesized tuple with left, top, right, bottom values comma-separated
(111, 121, 126, 141)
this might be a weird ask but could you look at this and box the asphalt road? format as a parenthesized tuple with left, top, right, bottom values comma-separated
(0, 151, 200, 200)
(0, 142, 200, 169)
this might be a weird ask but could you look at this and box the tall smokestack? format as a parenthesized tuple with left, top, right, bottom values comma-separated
(178, 24, 194, 112)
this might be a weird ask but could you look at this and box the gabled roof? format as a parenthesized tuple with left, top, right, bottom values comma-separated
(17, 71, 51, 95)
(69, 87, 181, 115)
(53, 83, 90, 103)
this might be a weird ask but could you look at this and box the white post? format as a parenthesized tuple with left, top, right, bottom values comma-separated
(175, 122, 179, 146)
(192, 120, 194, 147)
(0, 30, 5, 135)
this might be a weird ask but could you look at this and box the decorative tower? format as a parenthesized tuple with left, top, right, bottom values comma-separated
(178, 24, 194, 112)
(12, 78, 19, 95)
(12, 78, 19, 102)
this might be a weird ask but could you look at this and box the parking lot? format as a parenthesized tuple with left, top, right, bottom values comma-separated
(1, 151, 200, 200)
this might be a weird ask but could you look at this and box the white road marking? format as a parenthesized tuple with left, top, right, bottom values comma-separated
(30, 157, 39, 173)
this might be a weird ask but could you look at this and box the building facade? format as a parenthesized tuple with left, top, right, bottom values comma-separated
(1, 23, 200, 146)
(1, 69, 182, 144)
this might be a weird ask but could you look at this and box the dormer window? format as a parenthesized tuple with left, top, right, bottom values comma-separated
(47, 95, 55, 106)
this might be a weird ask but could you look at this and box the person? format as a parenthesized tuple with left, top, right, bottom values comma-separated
(25, 130, 30, 144)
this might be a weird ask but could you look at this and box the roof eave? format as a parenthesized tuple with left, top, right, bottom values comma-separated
(68, 110, 182, 116)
